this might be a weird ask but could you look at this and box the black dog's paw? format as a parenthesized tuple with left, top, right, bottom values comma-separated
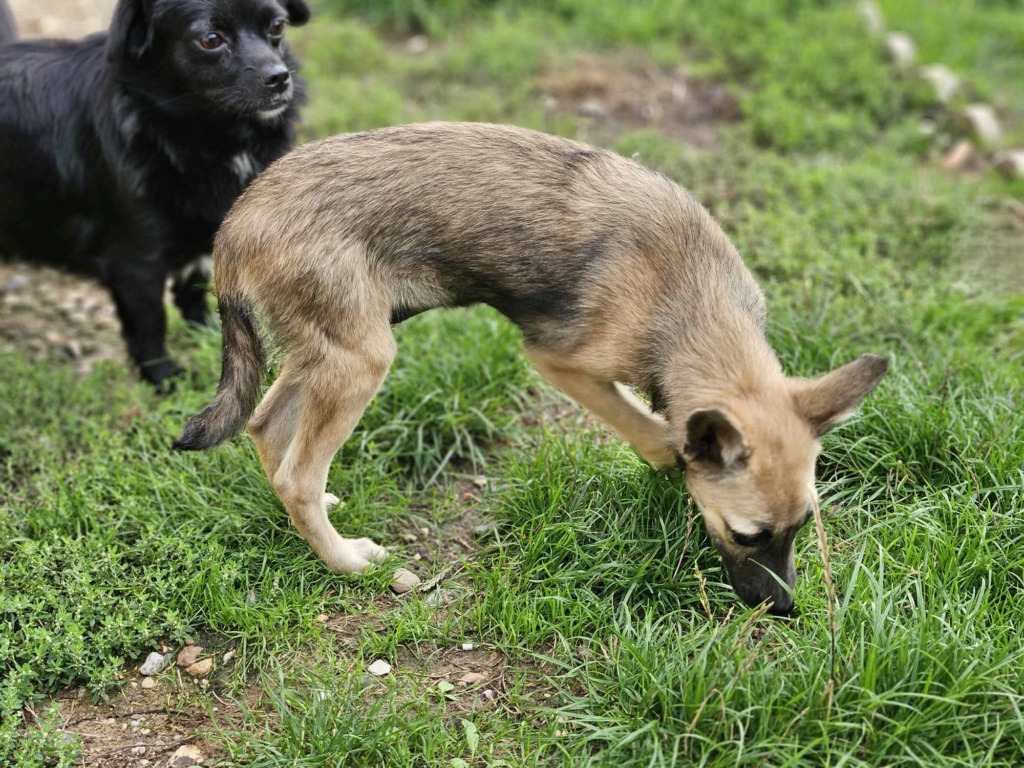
(141, 359, 186, 393)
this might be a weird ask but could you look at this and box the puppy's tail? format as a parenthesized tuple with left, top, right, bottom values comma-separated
(173, 296, 265, 451)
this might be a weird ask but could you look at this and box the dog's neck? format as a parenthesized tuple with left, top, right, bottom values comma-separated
(653, 307, 785, 423)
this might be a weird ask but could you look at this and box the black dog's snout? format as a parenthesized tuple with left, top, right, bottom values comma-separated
(262, 64, 291, 92)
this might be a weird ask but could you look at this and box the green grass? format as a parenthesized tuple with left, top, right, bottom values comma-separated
(3, 0, 1024, 765)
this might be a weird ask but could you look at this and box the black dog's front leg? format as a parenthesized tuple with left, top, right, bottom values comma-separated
(172, 257, 214, 326)
(105, 259, 183, 388)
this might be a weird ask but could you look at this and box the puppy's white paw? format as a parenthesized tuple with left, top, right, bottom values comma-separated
(324, 493, 341, 510)
(352, 537, 388, 564)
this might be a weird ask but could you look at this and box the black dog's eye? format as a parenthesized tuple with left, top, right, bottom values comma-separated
(268, 19, 286, 38)
(731, 528, 772, 548)
(199, 32, 226, 50)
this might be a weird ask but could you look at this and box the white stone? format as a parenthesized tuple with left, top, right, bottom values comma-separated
(920, 64, 960, 103)
(858, 1, 884, 34)
(367, 659, 391, 676)
(995, 150, 1024, 178)
(139, 652, 167, 676)
(884, 33, 915, 67)
(391, 568, 421, 595)
(963, 104, 1002, 146)
(461, 642, 474, 651)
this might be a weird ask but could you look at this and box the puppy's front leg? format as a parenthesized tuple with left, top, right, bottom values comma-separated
(105, 257, 182, 387)
(172, 256, 214, 327)
(526, 349, 676, 468)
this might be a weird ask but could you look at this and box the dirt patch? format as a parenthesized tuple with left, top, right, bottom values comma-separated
(0, 264, 126, 374)
(8, 0, 115, 39)
(537, 52, 740, 150)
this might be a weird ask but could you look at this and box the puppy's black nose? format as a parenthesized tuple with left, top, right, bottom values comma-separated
(262, 64, 291, 92)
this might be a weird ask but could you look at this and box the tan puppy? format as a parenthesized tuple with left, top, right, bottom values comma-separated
(175, 122, 887, 615)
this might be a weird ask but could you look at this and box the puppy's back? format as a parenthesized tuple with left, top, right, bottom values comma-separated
(217, 123, 755, 351)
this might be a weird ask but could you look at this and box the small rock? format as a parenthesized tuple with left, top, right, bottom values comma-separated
(184, 658, 214, 677)
(995, 149, 1024, 178)
(367, 659, 392, 676)
(407, 35, 429, 54)
(426, 589, 454, 607)
(884, 32, 915, 67)
(471, 476, 488, 489)
(920, 64, 960, 103)
(472, 522, 498, 538)
(316, 613, 329, 623)
(458, 672, 487, 686)
(858, 0, 884, 34)
(391, 568, 421, 595)
(578, 97, 609, 119)
(461, 642, 474, 651)
(942, 140, 974, 171)
(222, 649, 236, 663)
(483, 689, 495, 700)
(176, 645, 204, 668)
(64, 340, 83, 359)
(963, 103, 1002, 146)
(169, 744, 205, 767)
(132, 746, 146, 755)
(399, 532, 418, 543)
(141, 676, 157, 690)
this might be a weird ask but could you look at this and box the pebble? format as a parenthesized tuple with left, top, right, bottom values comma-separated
(458, 672, 487, 686)
(140, 676, 157, 690)
(176, 645, 204, 668)
(390, 568, 421, 595)
(185, 658, 214, 677)
(367, 659, 392, 676)
(578, 97, 609, 119)
(461, 642, 474, 651)
(858, 0, 884, 34)
(407, 35, 429, 54)
(920, 64, 960, 103)
(884, 32, 915, 67)
(472, 522, 498, 537)
(941, 140, 974, 171)
(169, 744, 206, 767)
(995, 149, 1024, 178)
(140, 651, 167, 675)
(483, 689, 495, 700)
(426, 589, 454, 607)
(222, 649, 236, 663)
(131, 746, 146, 755)
(962, 104, 1002, 146)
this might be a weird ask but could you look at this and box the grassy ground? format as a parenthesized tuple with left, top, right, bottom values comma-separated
(3, 0, 1024, 765)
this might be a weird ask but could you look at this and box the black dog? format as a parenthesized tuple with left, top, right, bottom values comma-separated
(0, 0, 16, 46)
(0, 0, 309, 385)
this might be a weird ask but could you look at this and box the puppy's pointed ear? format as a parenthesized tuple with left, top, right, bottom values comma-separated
(107, 0, 155, 63)
(283, 0, 311, 26)
(683, 408, 750, 473)
(792, 354, 888, 437)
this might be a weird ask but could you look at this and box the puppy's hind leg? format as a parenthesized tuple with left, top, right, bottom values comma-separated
(270, 324, 397, 573)
(526, 348, 676, 468)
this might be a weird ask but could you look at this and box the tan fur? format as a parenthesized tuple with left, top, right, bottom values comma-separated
(177, 122, 888, 614)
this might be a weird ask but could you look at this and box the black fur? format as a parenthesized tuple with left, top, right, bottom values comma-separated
(0, 0, 17, 46)
(0, 0, 308, 385)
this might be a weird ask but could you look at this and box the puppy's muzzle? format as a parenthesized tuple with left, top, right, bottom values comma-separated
(716, 540, 797, 616)
(262, 64, 291, 94)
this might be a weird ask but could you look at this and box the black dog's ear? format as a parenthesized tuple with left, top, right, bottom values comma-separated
(283, 0, 311, 26)
(107, 0, 155, 63)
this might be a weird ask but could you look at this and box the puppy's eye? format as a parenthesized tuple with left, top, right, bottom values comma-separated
(268, 19, 286, 38)
(199, 32, 226, 50)
(731, 528, 772, 548)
